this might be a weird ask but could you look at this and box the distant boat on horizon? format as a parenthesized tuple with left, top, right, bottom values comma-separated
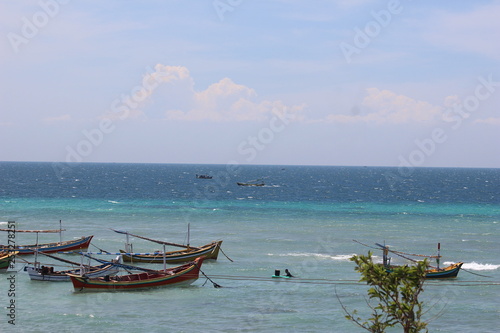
(237, 178, 265, 187)
(237, 182, 265, 187)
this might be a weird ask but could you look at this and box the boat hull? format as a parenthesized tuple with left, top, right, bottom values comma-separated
(424, 262, 463, 278)
(120, 240, 222, 264)
(0, 236, 93, 255)
(385, 262, 463, 279)
(0, 251, 18, 270)
(68, 257, 205, 292)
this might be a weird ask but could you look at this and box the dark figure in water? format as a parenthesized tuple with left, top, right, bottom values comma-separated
(285, 269, 294, 277)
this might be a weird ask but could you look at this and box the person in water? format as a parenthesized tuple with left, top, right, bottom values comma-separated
(285, 269, 294, 277)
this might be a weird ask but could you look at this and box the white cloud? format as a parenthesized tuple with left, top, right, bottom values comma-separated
(97, 64, 306, 123)
(474, 117, 500, 125)
(443, 95, 460, 108)
(142, 65, 306, 122)
(325, 88, 442, 124)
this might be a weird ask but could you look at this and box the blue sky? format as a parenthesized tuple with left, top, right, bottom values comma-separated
(1, 0, 499, 167)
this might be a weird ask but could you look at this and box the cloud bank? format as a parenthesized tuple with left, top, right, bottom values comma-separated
(325, 88, 443, 124)
(138, 64, 306, 122)
(101, 64, 497, 128)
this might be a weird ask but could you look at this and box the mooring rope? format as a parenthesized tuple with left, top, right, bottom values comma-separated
(91, 243, 111, 254)
(461, 268, 493, 278)
(194, 262, 221, 288)
(219, 246, 234, 262)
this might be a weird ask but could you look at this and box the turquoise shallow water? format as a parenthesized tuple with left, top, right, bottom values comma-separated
(1, 162, 499, 332)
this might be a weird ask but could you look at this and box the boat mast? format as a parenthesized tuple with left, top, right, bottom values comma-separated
(382, 244, 388, 267)
(34, 232, 40, 268)
(163, 244, 166, 271)
(437, 243, 441, 270)
(125, 232, 132, 254)
(80, 253, 84, 276)
(59, 220, 63, 244)
(382, 241, 391, 267)
(187, 223, 190, 250)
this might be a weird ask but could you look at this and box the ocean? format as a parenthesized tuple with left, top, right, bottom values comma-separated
(1, 162, 499, 332)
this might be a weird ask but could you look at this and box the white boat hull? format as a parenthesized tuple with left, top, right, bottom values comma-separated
(26, 256, 121, 282)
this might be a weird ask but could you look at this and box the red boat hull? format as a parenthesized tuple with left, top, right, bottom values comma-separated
(69, 256, 205, 291)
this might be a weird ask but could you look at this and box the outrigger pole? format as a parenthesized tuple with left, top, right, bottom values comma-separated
(111, 228, 200, 250)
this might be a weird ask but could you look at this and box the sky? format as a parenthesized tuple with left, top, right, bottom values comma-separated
(1, 0, 499, 168)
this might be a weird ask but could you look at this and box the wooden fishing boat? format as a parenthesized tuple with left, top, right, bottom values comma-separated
(0, 251, 18, 270)
(119, 240, 222, 264)
(423, 262, 463, 278)
(113, 228, 223, 264)
(375, 242, 463, 279)
(196, 174, 213, 179)
(384, 262, 464, 279)
(237, 178, 266, 187)
(0, 235, 93, 255)
(68, 256, 205, 292)
(0, 223, 93, 255)
(25, 254, 121, 282)
(237, 182, 264, 186)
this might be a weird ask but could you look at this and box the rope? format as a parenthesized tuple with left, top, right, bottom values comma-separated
(390, 249, 440, 259)
(202, 274, 500, 287)
(219, 246, 234, 262)
(204, 274, 500, 286)
(195, 263, 221, 288)
(461, 268, 493, 278)
(355, 240, 440, 259)
(353, 239, 379, 250)
(355, 240, 442, 269)
(91, 243, 111, 254)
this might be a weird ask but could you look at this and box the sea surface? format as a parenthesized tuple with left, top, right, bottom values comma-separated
(1, 162, 499, 332)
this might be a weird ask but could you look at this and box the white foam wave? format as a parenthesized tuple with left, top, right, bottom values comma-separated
(108, 200, 120, 204)
(461, 262, 500, 271)
(268, 252, 355, 261)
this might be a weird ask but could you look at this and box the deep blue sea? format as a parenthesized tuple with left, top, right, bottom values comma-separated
(1, 162, 499, 332)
